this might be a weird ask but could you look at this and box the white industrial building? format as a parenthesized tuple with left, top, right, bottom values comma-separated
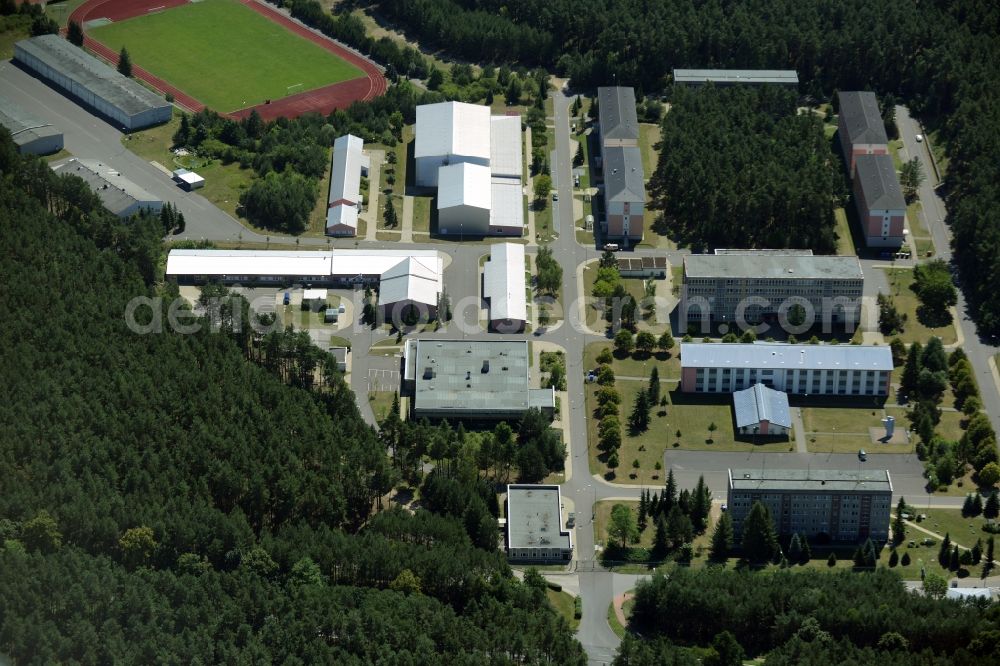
(483, 242, 527, 332)
(165, 249, 443, 319)
(415, 102, 491, 188)
(52, 158, 162, 218)
(325, 134, 369, 237)
(14, 35, 171, 131)
(0, 97, 63, 155)
(437, 162, 492, 236)
(415, 101, 525, 236)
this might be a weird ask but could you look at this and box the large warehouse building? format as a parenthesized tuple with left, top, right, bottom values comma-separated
(52, 158, 162, 218)
(680, 342, 893, 396)
(165, 249, 444, 318)
(325, 134, 369, 237)
(681, 251, 864, 328)
(727, 468, 892, 543)
(402, 339, 555, 421)
(415, 101, 525, 236)
(483, 242, 527, 332)
(0, 97, 63, 155)
(14, 35, 171, 131)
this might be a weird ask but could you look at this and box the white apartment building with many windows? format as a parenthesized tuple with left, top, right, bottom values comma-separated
(680, 343, 892, 396)
(727, 468, 892, 542)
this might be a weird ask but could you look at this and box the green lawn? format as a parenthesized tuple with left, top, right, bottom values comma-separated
(44, 0, 87, 26)
(833, 207, 857, 256)
(917, 508, 995, 548)
(89, 0, 363, 113)
(638, 123, 661, 176)
(881, 268, 957, 345)
(802, 403, 915, 454)
(584, 341, 680, 378)
(368, 391, 397, 421)
(0, 14, 31, 60)
(413, 195, 432, 234)
(545, 589, 579, 632)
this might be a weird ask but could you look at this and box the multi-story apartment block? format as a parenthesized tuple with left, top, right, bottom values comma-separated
(837, 91, 889, 177)
(597, 86, 645, 244)
(854, 154, 906, 248)
(682, 251, 864, 328)
(727, 468, 893, 543)
(679, 343, 893, 396)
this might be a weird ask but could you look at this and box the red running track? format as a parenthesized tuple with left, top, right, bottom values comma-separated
(68, 0, 386, 120)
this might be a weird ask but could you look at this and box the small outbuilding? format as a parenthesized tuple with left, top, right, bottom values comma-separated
(172, 168, 205, 191)
(733, 383, 792, 437)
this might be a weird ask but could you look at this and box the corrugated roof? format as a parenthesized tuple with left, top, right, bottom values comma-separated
(51, 158, 159, 216)
(855, 153, 905, 211)
(674, 69, 799, 85)
(490, 115, 523, 178)
(603, 146, 645, 202)
(15, 35, 170, 117)
(490, 178, 524, 231)
(729, 468, 892, 493)
(837, 91, 888, 146)
(684, 253, 863, 280)
(166, 249, 335, 277)
(438, 162, 491, 211)
(598, 86, 639, 142)
(617, 257, 667, 271)
(326, 134, 364, 233)
(414, 101, 490, 161)
(506, 484, 572, 551)
(733, 384, 792, 429)
(680, 342, 893, 371)
(484, 242, 527, 322)
(0, 96, 62, 147)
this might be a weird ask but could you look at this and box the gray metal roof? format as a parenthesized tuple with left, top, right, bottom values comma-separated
(674, 69, 799, 85)
(837, 91, 888, 146)
(733, 384, 792, 429)
(597, 86, 639, 142)
(603, 145, 645, 202)
(411, 340, 553, 414)
(51, 158, 159, 216)
(617, 256, 667, 271)
(729, 468, 892, 493)
(0, 96, 62, 147)
(15, 35, 169, 117)
(506, 484, 571, 551)
(680, 342, 893, 371)
(855, 153, 905, 211)
(684, 253, 863, 280)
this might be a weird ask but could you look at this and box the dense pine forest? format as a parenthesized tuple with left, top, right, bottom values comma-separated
(374, 0, 1000, 333)
(617, 568, 1000, 665)
(0, 133, 584, 664)
(648, 86, 839, 251)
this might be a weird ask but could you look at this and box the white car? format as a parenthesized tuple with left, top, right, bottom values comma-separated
(915, 134, 924, 142)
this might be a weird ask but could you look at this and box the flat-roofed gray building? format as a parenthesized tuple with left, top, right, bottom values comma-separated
(680, 342, 893, 396)
(52, 158, 162, 218)
(14, 35, 171, 131)
(403, 339, 555, 421)
(727, 468, 893, 543)
(0, 97, 63, 155)
(505, 484, 572, 562)
(674, 69, 799, 87)
(682, 251, 864, 327)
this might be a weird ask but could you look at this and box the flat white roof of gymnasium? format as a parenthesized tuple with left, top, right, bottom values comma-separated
(15, 35, 170, 117)
(490, 178, 524, 230)
(506, 484, 572, 551)
(415, 101, 491, 160)
(378, 256, 443, 308)
(438, 162, 492, 211)
(490, 115, 523, 178)
(680, 342, 893, 371)
(484, 243, 527, 322)
(684, 253, 863, 280)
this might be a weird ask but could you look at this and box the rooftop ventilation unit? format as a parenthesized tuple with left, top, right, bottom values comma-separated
(482, 360, 490, 373)
(423, 367, 435, 379)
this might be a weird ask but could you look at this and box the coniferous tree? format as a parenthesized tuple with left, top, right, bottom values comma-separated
(893, 497, 907, 545)
(709, 512, 733, 562)
(985, 492, 1000, 521)
(983, 536, 995, 578)
(662, 469, 677, 516)
(788, 533, 802, 563)
(800, 536, 811, 564)
(949, 544, 960, 571)
(973, 492, 984, 517)
(689, 476, 711, 532)
(652, 514, 669, 559)
(638, 489, 648, 531)
(648, 366, 660, 404)
(938, 533, 952, 567)
(900, 342, 923, 399)
(117, 47, 132, 77)
(67, 20, 84, 47)
(741, 501, 778, 564)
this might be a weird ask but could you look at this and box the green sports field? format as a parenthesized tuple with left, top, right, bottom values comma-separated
(89, 0, 363, 112)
